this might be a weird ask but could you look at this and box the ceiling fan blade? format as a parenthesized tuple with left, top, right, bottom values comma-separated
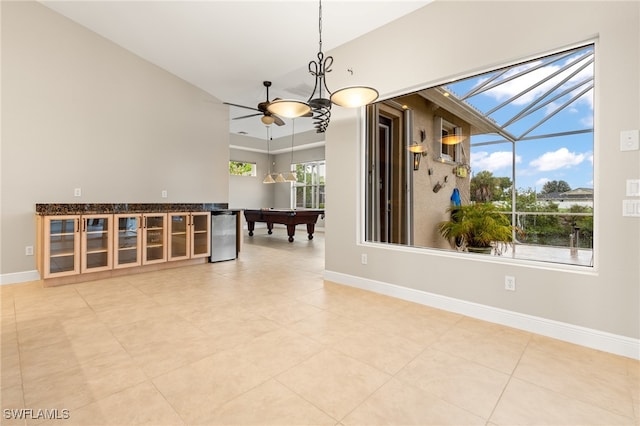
(223, 102, 260, 112)
(233, 113, 262, 120)
(273, 116, 285, 126)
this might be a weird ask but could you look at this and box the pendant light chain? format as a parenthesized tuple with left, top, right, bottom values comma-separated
(291, 119, 295, 165)
(318, 0, 323, 57)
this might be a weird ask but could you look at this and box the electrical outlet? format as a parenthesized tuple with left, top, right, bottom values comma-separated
(505, 275, 516, 291)
(74, 188, 82, 197)
(25, 246, 34, 256)
(361, 254, 368, 265)
(161, 190, 168, 198)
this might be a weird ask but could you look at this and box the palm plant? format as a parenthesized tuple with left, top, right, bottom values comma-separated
(438, 203, 517, 253)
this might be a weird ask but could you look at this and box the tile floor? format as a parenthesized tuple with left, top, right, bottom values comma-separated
(1, 229, 638, 425)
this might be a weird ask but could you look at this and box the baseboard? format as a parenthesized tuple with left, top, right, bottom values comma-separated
(0, 270, 41, 286)
(323, 270, 640, 360)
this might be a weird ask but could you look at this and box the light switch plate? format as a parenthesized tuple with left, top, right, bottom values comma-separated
(627, 179, 640, 196)
(620, 130, 639, 151)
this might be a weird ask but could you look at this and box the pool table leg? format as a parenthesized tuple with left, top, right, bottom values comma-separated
(247, 221, 255, 236)
(267, 222, 273, 234)
(286, 224, 296, 242)
(306, 223, 316, 240)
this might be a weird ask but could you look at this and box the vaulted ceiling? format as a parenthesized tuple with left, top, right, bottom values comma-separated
(41, 1, 431, 140)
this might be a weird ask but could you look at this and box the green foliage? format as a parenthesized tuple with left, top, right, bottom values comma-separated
(438, 203, 516, 249)
(229, 161, 254, 176)
(503, 187, 593, 248)
(452, 181, 594, 250)
(541, 180, 571, 194)
(470, 171, 512, 202)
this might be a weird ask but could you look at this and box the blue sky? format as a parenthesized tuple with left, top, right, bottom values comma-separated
(445, 45, 594, 192)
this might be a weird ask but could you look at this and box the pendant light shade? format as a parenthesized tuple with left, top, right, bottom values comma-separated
(330, 86, 379, 108)
(442, 134, 464, 145)
(407, 142, 427, 153)
(275, 173, 286, 183)
(284, 172, 297, 182)
(267, 99, 311, 119)
(263, 174, 275, 184)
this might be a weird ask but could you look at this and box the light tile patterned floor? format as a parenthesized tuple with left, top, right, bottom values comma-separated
(1, 229, 638, 425)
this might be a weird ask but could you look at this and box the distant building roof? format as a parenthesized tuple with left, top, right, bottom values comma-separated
(538, 188, 593, 200)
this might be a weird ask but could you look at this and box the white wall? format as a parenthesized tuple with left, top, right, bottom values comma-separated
(324, 1, 640, 349)
(228, 146, 274, 210)
(1, 2, 229, 278)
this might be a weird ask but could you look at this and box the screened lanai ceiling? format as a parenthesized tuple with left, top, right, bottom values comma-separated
(434, 44, 595, 146)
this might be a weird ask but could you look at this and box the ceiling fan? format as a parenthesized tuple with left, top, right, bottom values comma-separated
(224, 81, 285, 126)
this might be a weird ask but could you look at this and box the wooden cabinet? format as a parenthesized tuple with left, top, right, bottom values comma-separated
(36, 206, 229, 286)
(168, 212, 210, 261)
(41, 214, 112, 278)
(42, 215, 81, 278)
(191, 212, 211, 259)
(114, 214, 142, 269)
(81, 214, 113, 273)
(142, 213, 167, 265)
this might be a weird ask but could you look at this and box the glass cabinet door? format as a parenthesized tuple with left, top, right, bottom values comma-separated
(114, 214, 141, 269)
(81, 214, 113, 273)
(44, 215, 80, 278)
(191, 212, 211, 258)
(143, 213, 166, 264)
(168, 213, 190, 261)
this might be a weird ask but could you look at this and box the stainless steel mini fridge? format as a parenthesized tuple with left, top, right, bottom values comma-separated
(209, 211, 237, 262)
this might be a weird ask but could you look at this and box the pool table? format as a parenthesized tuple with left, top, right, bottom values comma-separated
(243, 209, 324, 242)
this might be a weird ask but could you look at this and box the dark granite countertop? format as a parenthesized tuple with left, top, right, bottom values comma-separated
(36, 203, 236, 215)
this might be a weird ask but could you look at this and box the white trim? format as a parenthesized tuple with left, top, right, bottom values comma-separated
(230, 141, 326, 155)
(323, 270, 640, 360)
(0, 270, 41, 286)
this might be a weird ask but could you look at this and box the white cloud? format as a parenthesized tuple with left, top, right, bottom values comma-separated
(535, 177, 550, 187)
(481, 54, 594, 110)
(529, 147, 588, 172)
(472, 151, 521, 172)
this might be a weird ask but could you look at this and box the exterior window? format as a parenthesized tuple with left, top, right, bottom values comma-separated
(229, 161, 256, 176)
(436, 117, 461, 163)
(292, 161, 325, 209)
(365, 44, 594, 267)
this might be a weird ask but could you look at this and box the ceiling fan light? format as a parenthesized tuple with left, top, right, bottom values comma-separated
(330, 86, 379, 108)
(267, 99, 311, 118)
(261, 115, 275, 125)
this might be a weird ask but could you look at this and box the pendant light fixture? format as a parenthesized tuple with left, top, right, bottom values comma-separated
(263, 126, 275, 184)
(267, 0, 379, 132)
(284, 119, 298, 182)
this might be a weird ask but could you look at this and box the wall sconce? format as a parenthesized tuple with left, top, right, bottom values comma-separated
(408, 142, 427, 171)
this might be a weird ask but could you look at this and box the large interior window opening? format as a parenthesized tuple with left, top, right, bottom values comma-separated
(365, 43, 594, 267)
(292, 161, 326, 209)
